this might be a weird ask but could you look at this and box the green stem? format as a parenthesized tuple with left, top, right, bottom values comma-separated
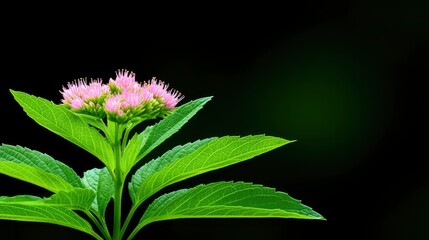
(126, 221, 148, 240)
(85, 211, 112, 240)
(112, 123, 124, 240)
(100, 217, 111, 240)
(119, 205, 139, 238)
(121, 126, 132, 152)
(113, 180, 124, 240)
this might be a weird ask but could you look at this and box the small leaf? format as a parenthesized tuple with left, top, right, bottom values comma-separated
(132, 181, 324, 236)
(121, 133, 149, 176)
(136, 96, 212, 161)
(74, 113, 109, 133)
(10, 90, 114, 170)
(0, 198, 101, 239)
(0, 144, 83, 188)
(129, 135, 291, 205)
(81, 168, 114, 217)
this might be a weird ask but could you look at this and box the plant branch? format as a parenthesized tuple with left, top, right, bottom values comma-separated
(119, 204, 139, 239)
(85, 211, 112, 240)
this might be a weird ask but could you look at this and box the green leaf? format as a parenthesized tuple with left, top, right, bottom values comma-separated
(136, 96, 212, 161)
(133, 181, 324, 235)
(10, 90, 114, 170)
(0, 197, 101, 239)
(121, 133, 149, 176)
(74, 113, 109, 134)
(0, 195, 41, 203)
(81, 168, 114, 217)
(129, 138, 215, 203)
(0, 161, 74, 193)
(0, 144, 83, 188)
(129, 135, 291, 205)
(0, 189, 95, 211)
(44, 189, 95, 211)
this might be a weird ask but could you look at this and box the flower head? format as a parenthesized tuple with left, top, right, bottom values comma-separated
(105, 95, 124, 115)
(109, 69, 141, 93)
(60, 69, 184, 124)
(144, 78, 184, 110)
(105, 90, 156, 123)
(60, 78, 109, 117)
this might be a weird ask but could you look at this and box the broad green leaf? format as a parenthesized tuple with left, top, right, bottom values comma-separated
(0, 144, 83, 188)
(129, 138, 215, 203)
(0, 189, 95, 211)
(129, 135, 291, 205)
(0, 198, 101, 239)
(81, 168, 114, 217)
(133, 181, 324, 235)
(0, 161, 74, 192)
(10, 90, 114, 170)
(44, 189, 95, 211)
(136, 96, 212, 161)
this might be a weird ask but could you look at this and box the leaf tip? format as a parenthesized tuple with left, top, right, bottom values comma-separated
(201, 96, 213, 104)
(9, 89, 25, 102)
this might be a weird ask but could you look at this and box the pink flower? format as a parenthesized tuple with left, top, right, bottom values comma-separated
(105, 90, 154, 114)
(105, 95, 124, 116)
(122, 91, 151, 108)
(85, 79, 110, 99)
(60, 69, 184, 122)
(109, 69, 141, 92)
(61, 78, 109, 110)
(162, 89, 183, 109)
(69, 98, 84, 109)
(144, 78, 184, 109)
(60, 79, 86, 105)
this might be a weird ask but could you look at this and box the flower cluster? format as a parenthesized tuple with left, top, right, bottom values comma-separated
(61, 69, 183, 123)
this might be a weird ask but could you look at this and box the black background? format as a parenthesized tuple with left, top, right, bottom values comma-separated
(1, 2, 428, 239)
